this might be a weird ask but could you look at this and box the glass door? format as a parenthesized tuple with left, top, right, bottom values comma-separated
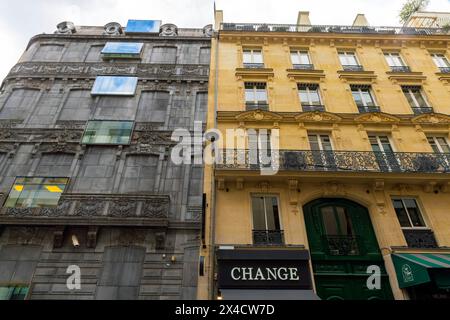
(309, 134, 336, 171)
(369, 135, 399, 172)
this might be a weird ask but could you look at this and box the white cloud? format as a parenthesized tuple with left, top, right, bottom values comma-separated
(0, 0, 449, 82)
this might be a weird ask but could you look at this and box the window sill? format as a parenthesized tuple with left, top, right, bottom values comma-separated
(386, 71, 426, 85)
(337, 70, 377, 83)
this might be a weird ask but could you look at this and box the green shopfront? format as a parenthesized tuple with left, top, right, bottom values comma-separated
(303, 198, 394, 300)
(392, 253, 450, 300)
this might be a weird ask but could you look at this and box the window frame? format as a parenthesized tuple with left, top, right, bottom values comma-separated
(250, 194, 283, 232)
(4, 177, 69, 209)
(338, 51, 360, 67)
(368, 134, 397, 153)
(391, 197, 429, 230)
(298, 84, 323, 107)
(427, 135, 450, 153)
(242, 48, 264, 67)
(402, 86, 431, 110)
(91, 76, 138, 96)
(0, 285, 30, 300)
(307, 133, 334, 151)
(430, 53, 450, 69)
(81, 120, 135, 146)
(244, 82, 268, 104)
(290, 50, 312, 67)
(383, 52, 406, 67)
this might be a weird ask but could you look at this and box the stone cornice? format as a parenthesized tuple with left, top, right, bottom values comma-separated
(5, 62, 210, 82)
(217, 110, 450, 126)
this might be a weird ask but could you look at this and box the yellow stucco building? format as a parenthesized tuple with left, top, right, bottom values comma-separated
(198, 10, 450, 301)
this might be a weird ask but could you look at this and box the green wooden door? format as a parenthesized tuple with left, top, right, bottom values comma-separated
(303, 198, 394, 300)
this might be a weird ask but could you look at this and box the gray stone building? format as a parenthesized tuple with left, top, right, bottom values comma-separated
(0, 21, 211, 300)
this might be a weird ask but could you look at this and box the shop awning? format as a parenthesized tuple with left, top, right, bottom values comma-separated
(392, 253, 450, 289)
(220, 289, 320, 300)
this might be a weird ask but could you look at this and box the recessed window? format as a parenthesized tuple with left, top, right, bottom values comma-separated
(384, 52, 410, 72)
(101, 42, 144, 59)
(338, 51, 362, 71)
(291, 50, 312, 69)
(243, 49, 264, 68)
(402, 86, 432, 114)
(0, 286, 29, 300)
(245, 82, 268, 110)
(431, 53, 450, 72)
(351, 85, 378, 113)
(427, 136, 450, 153)
(392, 198, 426, 229)
(126, 20, 161, 33)
(298, 84, 323, 111)
(252, 195, 283, 245)
(91, 76, 138, 96)
(4, 177, 68, 209)
(82, 121, 134, 145)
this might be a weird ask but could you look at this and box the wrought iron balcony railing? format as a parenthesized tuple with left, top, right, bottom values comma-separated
(246, 102, 269, 111)
(253, 230, 285, 246)
(302, 104, 326, 112)
(243, 63, 265, 69)
(216, 150, 450, 174)
(342, 65, 364, 72)
(439, 67, 450, 73)
(221, 23, 449, 36)
(322, 235, 363, 256)
(357, 105, 381, 113)
(390, 66, 412, 73)
(412, 107, 434, 115)
(403, 229, 438, 249)
(292, 64, 315, 70)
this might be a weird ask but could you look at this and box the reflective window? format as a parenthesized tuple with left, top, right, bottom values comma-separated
(102, 42, 144, 58)
(402, 86, 430, 110)
(431, 53, 450, 68)
(4, 177, 68, 208)
(291, 50, 311, 65)
(126, 20, 161, 33)
(245, 83, 267, 103)
(427, 136, 450, 154)
(384, 52, 406, 67)
(0, 286, 29, 300)
(298, 84, 322, 106)
(243, 49, 263, 66)
(91, 76, 138, 96)
(82, 121, 134, 145)
(252, 196, 281, 231)
(338, 51, 359, 66)
(392, 198, 426, 228)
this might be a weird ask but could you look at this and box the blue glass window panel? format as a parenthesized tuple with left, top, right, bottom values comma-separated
(91, 76, 138, 96)
(102, 42, 144, 55)
(82, 121, 134, 145)
(126, 20, 161, 33)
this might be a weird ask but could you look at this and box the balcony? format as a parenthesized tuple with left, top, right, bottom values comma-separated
(439, 67, 450, 73)
(322, 235, 364, 256)
(390, 66, 412, 73)
(357, 105, 381, 113)
(221, 23, 449, 35)
(243, 63, 265, 69)
(216, 150, 450, 174)
(253, 230, 285, 246)
(293, 64, 315, 70)
(0, 193, 170, 227)
(412, 107, 434, 115)
(403, 229, 438, 249)
(302, 104, 326, 112)
(246, 102, 269, 111)
(342, 65, 364, 72)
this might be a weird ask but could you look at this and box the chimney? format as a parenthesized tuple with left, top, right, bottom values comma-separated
(297, 11, 311, 25)
(215, 9, 224, 30)
(353, 14, 369, 27)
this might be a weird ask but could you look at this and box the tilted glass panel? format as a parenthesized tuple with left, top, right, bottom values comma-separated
(5, 177, 68, 209)
(412, 90, 428, 108)
(91, 76, 138, 96)
(321, 206, 339, 235)
(252, 196, 266, 230)
(265, 197, 280, 230)
(404, 199, 426, 227)
(82, 121, 134, 145)
(308, 135, 320, 150)
(102, 42, 144, 58)
(432, 54, 450, 68)
(126, 20, 161, 33)
(393, 199, 412, 228)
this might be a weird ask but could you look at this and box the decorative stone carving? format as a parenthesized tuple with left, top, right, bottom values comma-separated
(55, 21, 76, 34)
(142, 199, 169, 218)
(8, 226, 46, 245)
(40, 199, 72, 217)
(159, 24, 178, 36)
(5, 207, 34, 217)
(132, 131, 172, 145)
(235, 110, 283, 122)
(56, 121, 86, 130)
(412, 113, 450, 124)
(74, 198, 106, 217)
(39, 143, 79, 155)
(288, 180, 299, 205)
(355, 113, 400, 124)
(203, 24, 214, 37)
(110, 199, 138, 217)
(295, 112, 342, 123)
(103, 22, 123, 35)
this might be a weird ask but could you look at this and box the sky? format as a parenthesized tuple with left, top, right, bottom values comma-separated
(0, 0, 449, 82)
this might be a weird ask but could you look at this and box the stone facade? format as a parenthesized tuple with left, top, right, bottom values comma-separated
(0, 22, 210, 299)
